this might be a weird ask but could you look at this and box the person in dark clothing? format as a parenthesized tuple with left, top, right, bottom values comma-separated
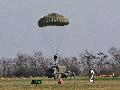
(54, 54, 57, 62)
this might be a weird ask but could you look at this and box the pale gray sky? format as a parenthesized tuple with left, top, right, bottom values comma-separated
(0, 0, 120, 58)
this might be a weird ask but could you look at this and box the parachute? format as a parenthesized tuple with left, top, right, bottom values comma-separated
(38, 13, 69, 27)
(38, 13, 69, 55)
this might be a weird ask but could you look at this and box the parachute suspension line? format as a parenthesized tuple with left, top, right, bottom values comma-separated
(42, 28, 67, 55)
(55, 36, 63, 54)
(42, 31, 55, 55)
(55, 27, 70, 55)
(55, 29, 65, 54)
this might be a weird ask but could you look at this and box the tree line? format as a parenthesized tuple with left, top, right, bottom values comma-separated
(0, 47, 120, 78)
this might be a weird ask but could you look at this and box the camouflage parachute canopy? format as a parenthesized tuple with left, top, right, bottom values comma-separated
(38, 13, 69, 27)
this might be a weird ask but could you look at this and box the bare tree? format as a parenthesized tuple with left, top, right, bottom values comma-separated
(79, 50, 96, 77)
(96, 52, 109, 75)
(108, 47, 120, 77)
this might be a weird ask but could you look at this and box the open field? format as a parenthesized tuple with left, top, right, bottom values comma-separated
(0, 77, 120, 90)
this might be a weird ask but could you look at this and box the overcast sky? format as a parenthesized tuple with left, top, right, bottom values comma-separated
(0, 0, 120, 58)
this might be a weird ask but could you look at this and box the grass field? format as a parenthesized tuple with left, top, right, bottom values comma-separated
(0, 77, 120, 90)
